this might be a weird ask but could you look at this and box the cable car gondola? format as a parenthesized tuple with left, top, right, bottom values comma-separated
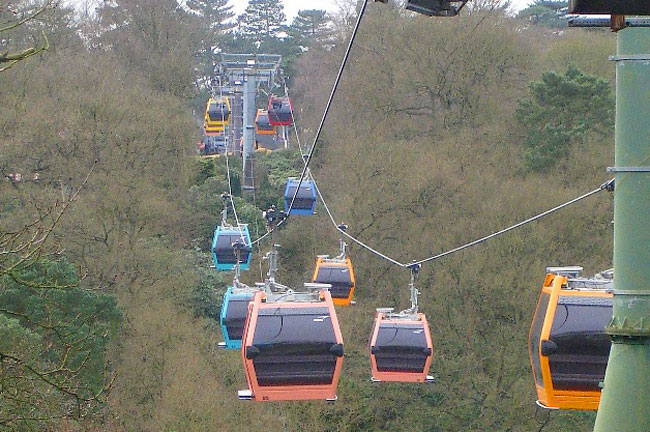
(267, 95, 294, 126)
(239, 242, 344, 402)
(220, 283, 259, 349)
(369, 309, 434, 383)
(255, 109, 276, 136)
(212, 194, 252, 271)
(202, 134, 226, 156)
(404, 0, 467, 16)
(204, 97, 231, 135)
(528, 266, 613, 410)
(212, 225, 252, 271)
(312, 238, 356, 306)
(283, 177, 317, 215)
(255, 134, 281, 151)
(368, 265, 434, 383)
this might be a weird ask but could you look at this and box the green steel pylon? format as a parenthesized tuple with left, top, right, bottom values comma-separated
(594, 27, 650, 432)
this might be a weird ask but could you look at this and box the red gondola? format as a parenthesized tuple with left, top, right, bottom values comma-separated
(267, 95, 294, 126)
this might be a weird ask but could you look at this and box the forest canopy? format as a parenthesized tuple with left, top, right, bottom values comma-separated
(0, 0, 616, 431)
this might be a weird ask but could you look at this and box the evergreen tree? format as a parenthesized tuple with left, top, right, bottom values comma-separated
(516, 65, 614, 171)
(287, 9, 331, 48)
(517, 0, 568, 28)
(238, 0, 286, 43)
(187, 0, 235, 40)
(187, 0, 235, 90)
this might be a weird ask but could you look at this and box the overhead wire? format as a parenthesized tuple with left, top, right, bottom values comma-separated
(249, 0, 370, 247)
(285, 84, 614, 270)
(218, 81, 248, 246)
(286, 85, 406, 268)
(410, 179, 614, 267)
(220, 0, 615, 274)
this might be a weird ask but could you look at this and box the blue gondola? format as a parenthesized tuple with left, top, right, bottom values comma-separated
(211, 225, 252, 271)
(283, 178, 317, 215)
(219, 285, 257, 348)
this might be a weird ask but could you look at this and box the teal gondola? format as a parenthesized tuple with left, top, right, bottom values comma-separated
(219, 285, 257, 348)
(283, 178, 317, 215)
(211, 225, 252, 271)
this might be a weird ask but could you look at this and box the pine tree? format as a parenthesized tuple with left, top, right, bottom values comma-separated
(516, 66, 614, 171)
(517, 0, 568, 28)
(287, 9, 331, 48)
(187, 0, 235, 36)
(238, 0, 286, 43)
(187, 0, 235, 84)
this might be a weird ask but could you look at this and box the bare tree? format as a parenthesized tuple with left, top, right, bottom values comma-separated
(0, 1, 56, 72)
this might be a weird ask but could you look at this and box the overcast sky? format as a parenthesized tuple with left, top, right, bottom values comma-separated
(230, 0, 534, 22)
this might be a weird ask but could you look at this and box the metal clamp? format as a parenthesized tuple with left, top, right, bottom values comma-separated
(607, 167, 650, 173)
(407, 263, 421, 313)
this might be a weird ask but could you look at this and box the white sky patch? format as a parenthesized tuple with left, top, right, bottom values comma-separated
(230, 0, 534, 23)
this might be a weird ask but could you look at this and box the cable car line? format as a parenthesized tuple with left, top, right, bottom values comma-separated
(285, 83, 407, 268)
(218, 79, 247, 246)
(218, 0, 614, 276)
(247, 0, 370, 248)
(409, 178, 614, 267)
(286, 81, 615, 271)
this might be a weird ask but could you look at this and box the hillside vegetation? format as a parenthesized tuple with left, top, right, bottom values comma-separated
(0, 1, 617, 431)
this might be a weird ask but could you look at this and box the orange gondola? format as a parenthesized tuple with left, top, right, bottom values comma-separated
(529, 266, 613, 410)
(369, 309, 434, 383)
(238, 241, 344, 402)
(240, 289, 344, 402)
(312, 239, 356, 306)
(255, 109, 276, 136)
(368, 265, 434, 383)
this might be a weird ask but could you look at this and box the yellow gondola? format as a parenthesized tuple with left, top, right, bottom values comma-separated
(204, 97, 231, 135)
(528, 266, 613, 410)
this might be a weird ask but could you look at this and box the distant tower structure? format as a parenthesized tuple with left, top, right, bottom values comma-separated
(218, 54, 282, 191)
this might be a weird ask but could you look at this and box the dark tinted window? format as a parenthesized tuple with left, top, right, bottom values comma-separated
(548, 295, 612, 391)
(251, 307, 339, 386)
(268, 99, 292, 121)
(374, 322, 430, 373)
(256, 113, 273, 130)
(285, 182, 316, 207)
(214, 233, 251, 264)
(222, 295, 253, 341)
(208, 103, 230, 121)
(315, 266, 353, 299)
(284, 182, 316, 210)
(316, 266, 352, 285)
(530, 292, 550, 388)
(253, 307, 336, 346)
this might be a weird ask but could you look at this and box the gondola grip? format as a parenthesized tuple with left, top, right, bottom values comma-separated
(330, 343, 344, 357)
(540, 339, 558, 356)
(246, 345, 261, 359)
